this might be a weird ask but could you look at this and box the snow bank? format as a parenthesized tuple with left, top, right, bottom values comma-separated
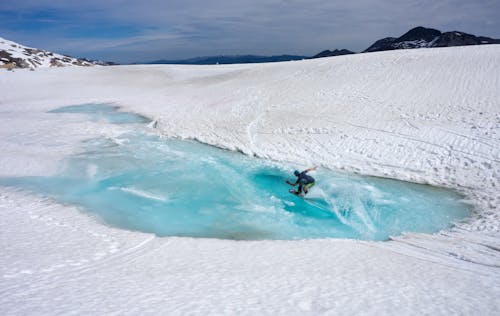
(0, 45, 499, 315)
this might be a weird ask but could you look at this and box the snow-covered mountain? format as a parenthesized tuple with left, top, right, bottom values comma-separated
(0, 37, 115, 70)
(364, 26, 500, 52)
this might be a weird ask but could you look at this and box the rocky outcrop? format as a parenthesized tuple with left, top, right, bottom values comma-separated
(364, 26, 500, 52)
(309, 49, 355, 59)
(0, 37, 116, 70)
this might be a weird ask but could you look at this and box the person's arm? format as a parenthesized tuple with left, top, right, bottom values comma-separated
(303, 167, 317, 173)
(286, 179, 298, 186)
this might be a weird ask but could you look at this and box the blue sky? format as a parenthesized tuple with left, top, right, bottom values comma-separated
(1, 0, 499, 63)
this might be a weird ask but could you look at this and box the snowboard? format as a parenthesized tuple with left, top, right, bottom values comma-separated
(289, 189, 304, 197)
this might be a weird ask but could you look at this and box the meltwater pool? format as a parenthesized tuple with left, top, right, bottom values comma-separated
(0, 104, 471, 240)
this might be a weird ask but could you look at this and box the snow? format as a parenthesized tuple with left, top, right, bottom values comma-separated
(0, 37, 97, 68)
(1, 45, 499, 314)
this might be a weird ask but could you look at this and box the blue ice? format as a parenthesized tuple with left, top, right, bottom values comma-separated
(0, 104, 471, 240)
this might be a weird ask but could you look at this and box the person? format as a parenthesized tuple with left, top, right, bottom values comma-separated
(286, 167, 316, 196)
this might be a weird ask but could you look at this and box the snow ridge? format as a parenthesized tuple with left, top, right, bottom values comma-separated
(0, 37, 112, 70)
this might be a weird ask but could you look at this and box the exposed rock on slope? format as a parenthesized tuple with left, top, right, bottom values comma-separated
(0, 37, 114, 69)
(309, 49, 355, 59)
(364, 26, 500, 52)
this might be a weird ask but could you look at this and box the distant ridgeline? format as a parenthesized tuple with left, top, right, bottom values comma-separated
(1, 26, 499, 69)
(145, 26, 499, 65)
(147, 49, 356, 65)
(146, 55, 308, 65)
(363, 26, 500, 52)
(0, 37, 116, 70)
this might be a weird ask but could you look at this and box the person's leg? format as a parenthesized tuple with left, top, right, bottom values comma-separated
(304, 182, 315, 194)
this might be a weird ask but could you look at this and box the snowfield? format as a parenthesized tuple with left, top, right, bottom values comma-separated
(1, 45, 499, 315)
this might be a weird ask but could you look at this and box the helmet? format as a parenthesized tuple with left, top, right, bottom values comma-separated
(294, 170, 300, 176)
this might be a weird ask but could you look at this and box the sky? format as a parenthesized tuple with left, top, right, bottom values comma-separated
(1, 0, 499, 63)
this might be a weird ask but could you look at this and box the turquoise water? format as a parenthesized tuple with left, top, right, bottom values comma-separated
(48, 103, 150, 124)
(0, 104, 471, 240)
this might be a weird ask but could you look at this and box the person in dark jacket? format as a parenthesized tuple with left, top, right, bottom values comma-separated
(286, 167, 316, 196)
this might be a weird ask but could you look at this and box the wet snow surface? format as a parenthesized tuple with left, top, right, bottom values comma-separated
(0, 45, 499, 315)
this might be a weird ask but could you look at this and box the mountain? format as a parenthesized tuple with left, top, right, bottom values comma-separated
(364, 26, 500, 52)
(146, 54, 307, 65)
(309, 49, 355, 59)
(3, 26, 499, 69)
(0, 37, 116, 70)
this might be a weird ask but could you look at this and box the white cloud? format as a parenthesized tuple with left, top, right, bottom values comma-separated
(2, 0, 499, 62)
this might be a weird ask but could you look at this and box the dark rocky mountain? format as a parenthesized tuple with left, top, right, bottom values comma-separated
(147, 54, 307, 65)
(434, 32, 500, 47)
(364, 26, 500, 52)
(309, 49, 355, 59)
(360, 37, 396, 53)
(398, 26, 442, 42)
(0, 36, 116, 70)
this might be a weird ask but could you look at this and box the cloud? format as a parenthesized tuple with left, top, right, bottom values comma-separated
(1, 0, 499, 63)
